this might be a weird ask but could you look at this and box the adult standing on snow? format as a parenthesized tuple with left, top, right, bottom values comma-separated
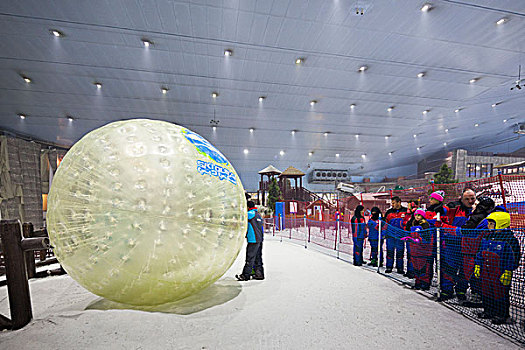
(236, 200, 265, 281)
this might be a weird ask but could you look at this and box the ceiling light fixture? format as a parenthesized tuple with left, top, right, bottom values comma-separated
(18, 113, 26, 120)
(417, 147, 421, 151)
(295, 57, 305, 65)
(310, 100, 317, 106)
(350, 103, 356, 109)
(469, 78, 479, 83)
(491, 102, 499, 107)
(309, 151, 313, 156)
(355, 134, 359, 139)
(421, 3, 432, 12)
(496, 17, 508, 25)
(503, 119, 507, 123)
(454, 108, 461, 113)
(161, 87, 169, 94)
(259, 96, 266, 102)
(387, 106, 394, 112)
(417, 72, 425, 78)
(243, 149, 249, 154)
(413, 134, 417, 138)
(50, 29, 64, 37)
(422, 109, 429, 114)
(291, 130, 296, 135)
(22, 76, 31, 83)
(249, 128, 254, 133)
(141, 38, 153, 47)
(388, 152, 393, 156)
(445, 128, 449, 133)
(212, 126, 217, 131)
(224, 49, 233, 57)
(67, 116, 74, 121)
(336, 153, 340, 158)
(475, 123, 479, 127)
(361, 154, 366, 158)
(324, 132, 329, 136)
(280, 150, 285, 156)
(443, 142, 447, 146)
(212, 92, 219, 98)
(94, 82, 102, 89)
(385, 135, 389, 140)
(358, 65, 368, 72)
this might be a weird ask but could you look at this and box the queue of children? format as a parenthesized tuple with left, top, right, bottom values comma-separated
(349, 189, 521, 325)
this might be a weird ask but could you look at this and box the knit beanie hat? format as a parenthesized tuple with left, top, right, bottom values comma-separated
(414, 208, 426, 217)
(430, 191, 444, 202)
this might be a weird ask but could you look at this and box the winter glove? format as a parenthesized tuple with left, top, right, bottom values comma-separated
(474, 265, 480, 279)
(500, 270, 512, 286)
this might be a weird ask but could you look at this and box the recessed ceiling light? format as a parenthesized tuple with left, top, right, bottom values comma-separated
(387, 106, 394, 112)
(422, 109, 429, 114)
(22, 76, 31, 83)
(503, 119, 507, 123)
(445, 128, 449, 133)
(308, 151, 313, 156)
(212, 92, 218, 98)
(291, 130, 296, 135)
(258, 96, 266, 102)
(491, 102, 498, 107)
(469, 78, 479, 83)
(417, 147, 421, 151)
(361, 154, 366, 158)
(161, 87, 169, 94)
(350, 103, 356, 109)
(142, 38, 153, 47)
(413, 134, 417, 138)
(67, 116, 74, 121)
(358, 65, 368, 72)
(355, 134, 359, 139)
(50, 29, 64, 37)
(421, 3, 432, 12)
(224, 49, 233, 57)
(94, 82, 102, 89)
(310, 100, 317, 106)
(454, 108, 461, 113)
(443, 142, 447, 146)
(212, 126, 217, 131)
(249, 128, 254, 133)
(417, 72, 425, 78)
(475, 123, 479, 127)
(243, 149, 249, 154)
(385, 135, 389, 140)
(336, 153, 340, 157)
(388, 152, 393, 156)
(280, 150, 285, 156)
(295, 57, 305, 65)
(18, 113, 26, 120)
(496, 17, 508, 25)
(324, 132, 329, 136)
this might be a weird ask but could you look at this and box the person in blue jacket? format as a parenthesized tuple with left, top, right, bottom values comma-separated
(351, 205, 367, 266)
(367, 207, 384, 267)
(474, 211, 520, 325)
(384, 197, 409, 274)
(236, 200, 265, 281)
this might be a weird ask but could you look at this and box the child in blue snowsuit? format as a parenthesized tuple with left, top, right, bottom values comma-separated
(384, 197, 409, 274)
(366, 207, 384, 267)
(474, 211, 520, 325)
(351, 205, 367, 266)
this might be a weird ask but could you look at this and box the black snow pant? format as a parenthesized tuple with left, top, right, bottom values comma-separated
(241, 242, 263, 278)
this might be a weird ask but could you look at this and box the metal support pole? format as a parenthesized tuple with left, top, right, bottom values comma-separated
(497, 171, 507, 210)
(335, 212, 340, 258)
(377, 215, 382, 273)
(304, 214, 307, 249)
(436, 213, 441, 300)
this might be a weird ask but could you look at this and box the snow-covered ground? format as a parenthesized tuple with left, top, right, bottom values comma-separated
(0, 238, 520, 349)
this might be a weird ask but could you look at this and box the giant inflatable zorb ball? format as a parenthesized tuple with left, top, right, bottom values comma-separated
(47, 119, 247, 305)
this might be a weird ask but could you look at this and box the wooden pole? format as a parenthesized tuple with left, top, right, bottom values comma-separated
(22, 223, 36, 279)
(0, 220, 32, 330)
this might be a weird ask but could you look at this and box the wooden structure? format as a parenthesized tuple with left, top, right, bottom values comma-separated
(279, 166, 306, 201)
(258, 165, 282, 206)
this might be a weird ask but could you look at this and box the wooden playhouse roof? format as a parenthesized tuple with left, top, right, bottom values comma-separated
(258, 164, 282, 175)
(279, 166, 305, 177)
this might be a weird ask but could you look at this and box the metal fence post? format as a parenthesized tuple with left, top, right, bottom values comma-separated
(304, 214, 307, 248)
(436, 213, 441, 300)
